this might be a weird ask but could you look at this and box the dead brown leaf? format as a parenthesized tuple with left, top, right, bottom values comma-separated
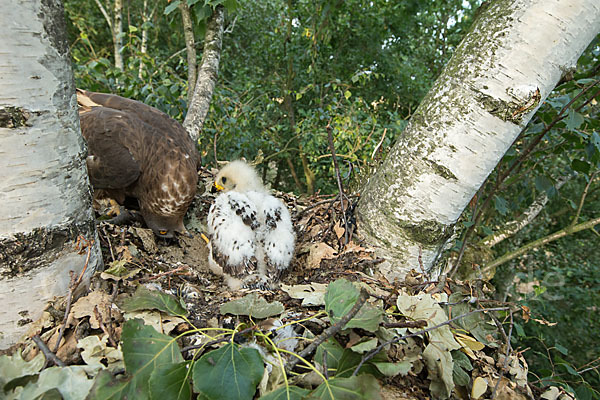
(306, 242, 337, 269)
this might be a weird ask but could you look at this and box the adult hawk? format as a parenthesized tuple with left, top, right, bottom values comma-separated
(77, 89, 199, 238)
(207, 160, 295, 290)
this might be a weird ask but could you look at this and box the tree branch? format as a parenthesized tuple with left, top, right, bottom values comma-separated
(485, 216, 600, 270)
(479, 174, 570, 248)
(183, 5, 224, 143)
(180, 1, 197, 104)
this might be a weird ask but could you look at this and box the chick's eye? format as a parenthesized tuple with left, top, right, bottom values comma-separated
(221, 177, 227, 184)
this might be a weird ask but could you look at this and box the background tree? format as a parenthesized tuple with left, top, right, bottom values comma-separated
(0, 0, 102, 349)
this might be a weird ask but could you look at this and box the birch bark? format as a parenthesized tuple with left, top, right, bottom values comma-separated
(357, 0, 600, 282)
(183, 5, 224, 143)
(0, 0, 102, 349)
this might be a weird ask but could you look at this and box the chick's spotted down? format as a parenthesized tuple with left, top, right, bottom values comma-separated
(207, 161, 295, 290)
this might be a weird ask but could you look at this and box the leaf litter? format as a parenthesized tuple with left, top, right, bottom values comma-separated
(0, 174, 545, 399)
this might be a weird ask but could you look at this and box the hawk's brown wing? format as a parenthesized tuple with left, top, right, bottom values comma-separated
(80, 107, 141, 190)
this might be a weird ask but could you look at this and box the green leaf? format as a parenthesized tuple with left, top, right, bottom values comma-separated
(89, 319, 184, 399)
(324, 279, 383, 332)
(452, 361, 471, 387)
(372, 361, 412, 377)
(481, 226, 493, 236)
(119, 286, 188, 317)
(308, 374, 382, 400)
(192, 343, 264, 400)
(314, 338, 344, 371)
(534, 175, 554, 194)
(554, 343, 569, 355)
(452, 350, 472, 371)
(164, 0, 181, 15)
(344, 90, 352, 100)
(350, 338, 378, 354)
(149, 362, 192, 400)
(335, 348, 384, 378)
(514, 323, 525, 337)
(87, 370, 130, 400)
(493, 196, 509, 216)
(220, 292, 284, 319)
(565, 109, 585, 131)
(260, 385, 310, 400)
(571, 159, 591, 174)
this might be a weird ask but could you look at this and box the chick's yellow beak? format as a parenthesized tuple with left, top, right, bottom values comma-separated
(211, 183, 225, 193)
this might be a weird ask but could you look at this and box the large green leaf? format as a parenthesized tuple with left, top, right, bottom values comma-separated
(192, 343, 264, 400)
(324, 279, 383, 332)
(219, 293, 284, 319)
(259, 385, 310, 400)
(87, 319, 184, 399)
(149, 362, 192, 400)
(307, 375, 382, 400)
(119, 286, 188, 317)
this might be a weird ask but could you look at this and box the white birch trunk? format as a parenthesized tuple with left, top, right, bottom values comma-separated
(180, 1, 197, 106)
(113, 0, 124, 71)
(183, 5, 224, 143)
(0, 0, 102, 349)
(357, 0, 600, 282)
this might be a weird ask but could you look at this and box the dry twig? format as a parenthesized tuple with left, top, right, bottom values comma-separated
(52, 237, 93, 354)
(33, 335, 65, 368)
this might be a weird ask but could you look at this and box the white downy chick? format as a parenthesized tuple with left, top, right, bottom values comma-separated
(207, 160, 295, 290)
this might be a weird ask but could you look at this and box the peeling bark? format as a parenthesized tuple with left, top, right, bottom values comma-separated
(357, 0, 600, 282)
(183, 5, 224, 143)
(0, 0, 102, 349)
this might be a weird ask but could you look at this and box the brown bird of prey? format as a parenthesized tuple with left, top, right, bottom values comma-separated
(77, 89, 199, 238)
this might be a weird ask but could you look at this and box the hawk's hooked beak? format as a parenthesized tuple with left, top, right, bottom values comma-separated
(211, 183, 225, 193)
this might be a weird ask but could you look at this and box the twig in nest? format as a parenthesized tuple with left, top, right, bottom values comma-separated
(296, 194, 358, 217)
(33, 335, 65, 367)
(491, 310, 514, 399)
(93, 305, 118, 348)
(326, 121, 350, 246)
(52, 237, 93, 354)
(382, 320, 428, 329)
(286, 289, 369, 373)
(143, 265, 191, 281)
(181, 326, 257, 353)
(352, 306, 510, 376)
(101, 225, 115, 262)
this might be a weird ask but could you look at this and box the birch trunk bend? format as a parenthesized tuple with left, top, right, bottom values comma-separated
(357, 0, 600, 282)
(0, 0, 102, 349)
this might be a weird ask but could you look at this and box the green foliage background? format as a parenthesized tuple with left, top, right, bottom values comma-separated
(64, 0, 600, 396)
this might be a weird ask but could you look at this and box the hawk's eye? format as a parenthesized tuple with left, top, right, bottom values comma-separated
(159, 230, 168, 235)
(221, 177, 227, 184)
